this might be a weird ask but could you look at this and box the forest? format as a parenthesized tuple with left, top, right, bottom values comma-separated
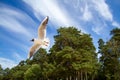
(0, 27, 120, 80)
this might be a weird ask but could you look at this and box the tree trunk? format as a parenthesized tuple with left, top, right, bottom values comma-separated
(66, 77, 68, 80)
(81, 70, 83, 80)
(78, 71, 80, 80)
(85, 71, 87, 80)
(92, 75, 94, 80)
(70, 75, 72, 80)
(76, 71, 78, 80)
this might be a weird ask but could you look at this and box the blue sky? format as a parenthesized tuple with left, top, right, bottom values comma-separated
(0, 0, 120, 69)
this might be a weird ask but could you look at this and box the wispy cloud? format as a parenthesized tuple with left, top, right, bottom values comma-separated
(82, 3, 92, 21)
(0, 3, 35, 38)
(80, 0, 113, 35)
(92, 0, 113, 21)
(23, 0, 118, 35)
(72, 0, 118, 35)
(13, 52, 24, 61)
(112, 21, 120, 28)
(0, 33, 30, 54)
(92, 22, 107, 35)
(0, 57, 17, 69)
(23, 0, 84, 30)
(0, 3, 36, 60)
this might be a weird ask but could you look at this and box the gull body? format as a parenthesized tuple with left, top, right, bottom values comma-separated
(28, 16, 49, 59)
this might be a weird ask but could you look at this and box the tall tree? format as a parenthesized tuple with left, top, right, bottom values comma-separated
(98, 28, 120, 80)
(50, 27, 98, 80)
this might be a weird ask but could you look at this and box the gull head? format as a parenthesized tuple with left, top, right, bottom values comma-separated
(30, 38, 35, 42)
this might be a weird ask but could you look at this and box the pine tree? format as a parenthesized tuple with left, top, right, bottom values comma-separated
(98, 28, 120, 80)
(50, 27, 98, 80)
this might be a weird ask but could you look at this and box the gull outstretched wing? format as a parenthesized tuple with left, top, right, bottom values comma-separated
(28, 44, 40, 59)
(38, 16, 49, 40)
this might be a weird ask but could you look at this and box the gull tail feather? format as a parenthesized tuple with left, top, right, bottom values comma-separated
(41, 37, 50, 48)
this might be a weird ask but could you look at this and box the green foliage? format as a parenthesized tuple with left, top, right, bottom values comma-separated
(110, 28, 120, 41)
(98, 28, 120, 80)
(33, 48, 48, 64)
(0, 65, 3, 80)
(24, 64, 41, 80)
(49, 27, 98, 80)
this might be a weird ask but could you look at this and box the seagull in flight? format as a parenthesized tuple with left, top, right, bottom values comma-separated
(28, 16, 49, 59)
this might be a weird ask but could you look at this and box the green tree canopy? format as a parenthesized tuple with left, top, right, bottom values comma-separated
(98, 28, 120, 80)
(50, 27, 98, 80)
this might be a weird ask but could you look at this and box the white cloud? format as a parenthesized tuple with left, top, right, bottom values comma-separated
(23, 0, 119, 36)
(0, 14, 30, 36)
(82, 0, 113, 34)
(13, 52, 24, 61)
(82, 3, 92, 21)
(92, 0, 113, 21)
(63, 0, 114, 35)
(0, 3, 35, 38)
(0, 33, 30, 59)
(0, 57, 17, 69)
(23, 0, 84, 29)
(112, 21, 120, 28)
(92, 26, 105, 35)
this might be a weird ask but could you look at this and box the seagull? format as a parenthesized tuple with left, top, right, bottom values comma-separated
(28, 16, 49, 59)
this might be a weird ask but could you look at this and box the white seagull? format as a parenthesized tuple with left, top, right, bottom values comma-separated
(28, 16, 49, 59)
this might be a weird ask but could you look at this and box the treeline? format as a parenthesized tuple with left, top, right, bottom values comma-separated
(0, 27, 120, 80)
